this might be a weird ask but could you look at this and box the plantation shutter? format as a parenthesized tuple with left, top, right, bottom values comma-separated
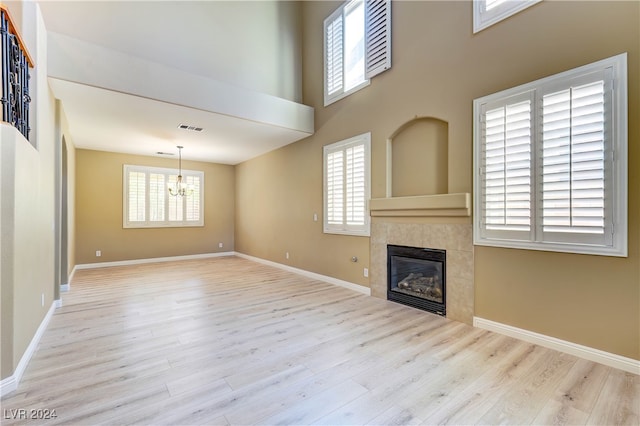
(167, 175, 183, 222)
(540, 73, 611, 245)
(185, 175, 201, 222)
(325, 10, 344, 99)
(365, 0, 391, 79)
(128, 171, 146, 222)
(479, 93, 533, 240)
(346, 144, 366, 225)
(149, 173, 165, 222)
(326, 150, 344, 225)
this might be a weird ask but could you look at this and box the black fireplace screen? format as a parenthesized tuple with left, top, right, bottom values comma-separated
(387, 245, 446, 316)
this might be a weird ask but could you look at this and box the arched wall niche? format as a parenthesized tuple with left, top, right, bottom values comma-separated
(386, 116, 448, 198)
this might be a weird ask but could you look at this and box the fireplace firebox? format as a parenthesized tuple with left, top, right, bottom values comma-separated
(387, 245, 446, 316)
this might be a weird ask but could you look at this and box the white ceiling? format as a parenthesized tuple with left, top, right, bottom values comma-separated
(48, 78, 312, 164)
(38, 1, 312, 164)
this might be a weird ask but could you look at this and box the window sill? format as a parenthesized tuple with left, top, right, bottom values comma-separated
(324, 80, 370, 107)
(473, 237, 627, 258)
(323, 228, 370, 237)
(124, 223, 205, 229)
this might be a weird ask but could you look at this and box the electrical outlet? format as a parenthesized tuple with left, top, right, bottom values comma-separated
(96, 250, 101, 257)
(364, 268, 369, 278)
(286, 252, 290, 259)
(219, 242, 223, 248)
(313, 213, 318, 222)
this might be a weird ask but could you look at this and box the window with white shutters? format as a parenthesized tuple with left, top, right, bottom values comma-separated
(324, 0, 391, 106)
(324, 133, 371, 236)
(473, 0, 541, 33)
(473, 53, 628, 257)
(123, 165, 204, 228)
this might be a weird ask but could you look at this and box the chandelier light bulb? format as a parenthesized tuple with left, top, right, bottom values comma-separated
(168, 146, 194, 197)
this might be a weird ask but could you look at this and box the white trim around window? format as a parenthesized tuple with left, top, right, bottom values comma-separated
(473, 53, 628, 257)
(473, 0, 541, 33)
(323, 132, 371, 236)
(123, 164, 204, 228)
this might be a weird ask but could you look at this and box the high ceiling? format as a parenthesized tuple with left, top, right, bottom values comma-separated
(38, 1, 313, 164)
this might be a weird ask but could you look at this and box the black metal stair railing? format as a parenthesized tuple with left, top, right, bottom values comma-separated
(1, 7, 32, 141)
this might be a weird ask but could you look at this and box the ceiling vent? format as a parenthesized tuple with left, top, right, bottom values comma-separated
(156, 151, 175, 156)
(178, 124, 204, 132)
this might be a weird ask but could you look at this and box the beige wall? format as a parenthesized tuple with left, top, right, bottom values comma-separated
(235, 142, 370, 286)
(235, 1, 639, 360)
(0, 126, 57, 380)
(75, 150, 235, 265)
(64, 124, 76, 278)
(1, 2, 59, 380)
(56, 103, 76, 286)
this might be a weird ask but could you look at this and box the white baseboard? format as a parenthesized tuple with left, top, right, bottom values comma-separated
(235, 252, 371, 296)
(68, 266, 76, 285)
(0, 376, 17, 397)
(474, 317, 640, 375)
(73, 252, 235, 271)
(60, 283, 70, 292)
(0, 301, 57, 397)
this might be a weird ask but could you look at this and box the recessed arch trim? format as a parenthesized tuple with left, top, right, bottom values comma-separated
(386, 116, 449, 198)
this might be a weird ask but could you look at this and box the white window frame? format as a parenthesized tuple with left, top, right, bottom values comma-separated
(473, 53, 628, 257)
(324, 0, 391, 106)
(473, 0, 541, 33)
(323, 132, 371, 236)
(123, 164, 204, 228)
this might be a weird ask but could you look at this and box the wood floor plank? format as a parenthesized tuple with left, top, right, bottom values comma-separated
(418, 338, 541, 424)
(586, 369, 640, 425)
(260, 379, 369, 425)
(366, 406, 425, 426)
(477, 350, 579, 424)
(531, 358, 611, 425)
(0, 256, 637, 425)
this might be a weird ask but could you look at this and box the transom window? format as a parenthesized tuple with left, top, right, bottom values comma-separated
(323, 132, 371, 236)
(473, 53, 628, 257)
(123, 165, 204, 228)
(473, 0, 541, 33)
(324, 0, 391, 106)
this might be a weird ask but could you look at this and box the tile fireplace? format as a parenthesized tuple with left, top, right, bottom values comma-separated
(369, 193, 474, 324)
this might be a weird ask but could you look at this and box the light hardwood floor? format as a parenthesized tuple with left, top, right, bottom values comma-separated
(1, 256, 638, 425)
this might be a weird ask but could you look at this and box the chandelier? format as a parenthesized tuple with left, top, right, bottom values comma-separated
(168, 146, 193, 197)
